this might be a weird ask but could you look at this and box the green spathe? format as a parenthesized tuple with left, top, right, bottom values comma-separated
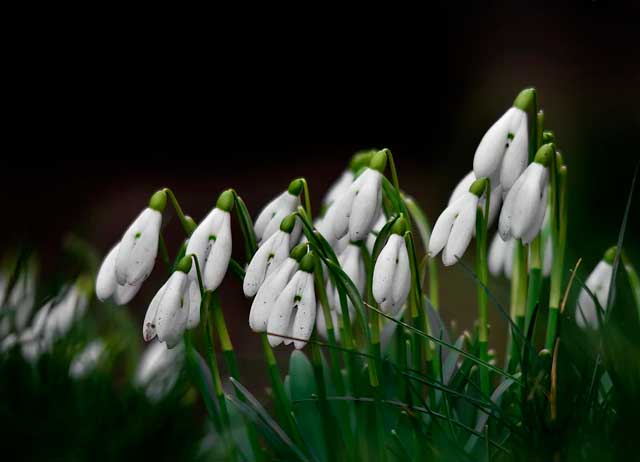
(280, 214, 297, 233)
(469, 177, 489, 197)
(533, 143, 555, 167)
(370, 149, 389, 173)
(290, 243, 308, 262)
(350, 149, 376, 172)
(542, 130, 555, 144)
(604, 246, 618, 265)
(216, 189, 235, 212)
(288, 179, 304, 196)
(149, 190, 167, 212)
(390, 216, 407, 235)
(513, 87, 536, 112)
(299, 252, 316, 273)
(176, 255, 193, 273)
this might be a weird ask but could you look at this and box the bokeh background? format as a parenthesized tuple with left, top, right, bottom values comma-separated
(1, 2, 638, 389)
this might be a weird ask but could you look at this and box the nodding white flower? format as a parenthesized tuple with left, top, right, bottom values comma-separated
(488, 233, 516, 279)
(96, 244, 143, 305)
(327, 166, 384, 242)
(323, 170, 354, 207)
(43, 281, 90, 347)
(499, 144, 553, 243)
(112, 190, 166, 288)
(186, 191, 233, 291)
(267, 253, 317, 349)
(243, 215, 298, 297)
(69, 340, 105, 379)
(327, 243, 365, 313)
(0, 267, 36, 336)
(449, 171, 503, 227)
(314, 214, 349, 255)
(143, 257, 196, 349)
(366, 212, 387, 255)
(316, 306, 342, 342)
(135, 340, 184, 401)
(373, 221, 411, 315)
(473, 88, 534, 192)
(254, 180, 303, 245)
(429, 179, 488, 266)
(249, 252, 301, 332)
(577, 251, 615, 329)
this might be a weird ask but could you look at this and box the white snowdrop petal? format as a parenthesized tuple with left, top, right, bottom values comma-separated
(443, 194, 478, 266)
(340, 244, 366, 296)
(473, 108, 516, 180)
(577, 288, 597, 329)
(522, 189, 549, 245)
(324, 170, 354, 206)
(448, 171, 476, 205)
(155, 272, 188, 347)
(143, 280, 169, 342)
(500, 113, 529, 191)
(373, 234, 402, 306)
(498, 171, 528, 240)
(203, 212, 232, 290)
(330, 188, 357, 241)
(267, 272, 304, 347)
(254, 192, 286, 242)
(113, 282, 142, 305)
(185, 209, 220, 275)
(512, 164, 548, 239)
(293, 273, 316, 349)
(428, 198, 465, 258)
(115, 208, 161, 286)
(390, 241, 411, 314)
(486, 183, 503, 227)
(349, 170, 382, 241)
(186, 279, 201, 329)
(259, 193, 300, 245)
(249, 258, 298, 332)
(488, 234, 508, 277)
(243, 231, 290, 297)
(96, 244, 119, 302)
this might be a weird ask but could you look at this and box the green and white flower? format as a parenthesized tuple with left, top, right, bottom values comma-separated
(254, 180, 302, 245)
(96, 243, 143, 305)
(449, 171, 502, 227)
(373, 219, 411, 315)
(576, 249, 615, 329)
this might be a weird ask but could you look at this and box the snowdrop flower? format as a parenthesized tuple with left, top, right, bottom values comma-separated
(254, 179, 303, 245)
(499, 144, 553, 243)
(488, 233, 515, 279)
(135, 340, 184, 401)
(244, 214, 298, 297)
(473, 88, 535, 192)
(143, 257, 197, 349)
(327, 243, 365, 313)
(449, 171, 502, 227)
(96, 243, 143, 305)
(107, 190, 166, 290)
(13, 302, 51, 360)
(185, 190, 233, 291)
(326, 150, 387, 242)
(323, 170, 354, 207)
(314, 214, 349, 255)
(576, 248, 615, 329)
(429, 178, 488, 266)
(42, 278, 91, 347)
(267, 253, 317, 349)
(373, 218, 411, 315)
(0, 267, 36, 337)
(69, 340, 105, 379)
(249, 244, 307, 332)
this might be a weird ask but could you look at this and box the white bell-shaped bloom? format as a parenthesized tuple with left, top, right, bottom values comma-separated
(186, 207, 232, 291)
(373, 234, 411, 315)
(43, 283, 89, 347)
(499, 162, 549, 243)
(186, 279, 201, 329)
(488, 233, 515, 278)
(323, 170, 354, 206)
(243, 228, 294, 297)
(429, 191, 480, 266)
(143, 262, 194, 349)
(577, 260, 613, 329)
(327, 244, 365, 313)
(135, 340, 184, 401)
(69, 340, 105, 379)
(254, 190, 302, 245)
(473, 106, 529, 192)
(249, 257, 299, 332)
(316, 306, 341, 342)
(327, 167, 383, 242)
(96, 244, 143, 305)
(115, 207, 163, 286)
(449, 171, 503, 227)
(314, 214, 349, 255)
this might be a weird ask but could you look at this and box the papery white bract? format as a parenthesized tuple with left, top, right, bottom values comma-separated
(576, 261, 613, 329)
(243, 229, 293, 297)
(327, 168, 383, 242)
(473, 107, 529, 192)
(115, 207, 162, 286)
(373, 234, 411, 315)
(429, 191, 479, 266)
(267, 269, 316, 349)
(96, 244, 142, 305)
(254, 191, 301, 245)
(186, 207, 232, 291)
(249, 257, 299, 332)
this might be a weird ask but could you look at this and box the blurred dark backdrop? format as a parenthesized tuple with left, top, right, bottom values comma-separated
(2, 3, 638, 367)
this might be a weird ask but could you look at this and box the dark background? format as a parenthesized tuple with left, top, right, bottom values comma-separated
(2, 3, 638, 367)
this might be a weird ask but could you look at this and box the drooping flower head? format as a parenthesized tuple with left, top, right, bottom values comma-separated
(321, 149, 376, 208)
(473, 88, 535, 192)
(244, 214, 298, 297)
(185, 189, 233, 291)
(499, 143, 553, 244)
(448, 171, 502, 228)
(96, 243, 143, 305)
(135, 340, 184, 401)
(576, 247, 616, 329)
(429, 178, 489, 266)
(267, 252, 317, 349)
(373, 217, 411, 315)
(327, 243, 365, 314)
(254, 179, 303, 245)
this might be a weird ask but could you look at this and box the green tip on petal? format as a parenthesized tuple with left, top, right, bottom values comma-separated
(390, 216, 407, 235)
(369, 149, 389, 173)
(469, 177, 489, 197)
(176, 255, 193, 273)
(533, 143, 555, 167)
(288, 179, 304, 196)
(290, 243, 308, 261)
(216, 189, 235, 212)
(149, 190, 168, 212)
(299, 252, 316, 273)
(349, 149, 376, 172)
(542, 130, 555, 144)
(603, 246, 617, 264)
(513, 87, 536, 112)
(280, 214, 297, 233)
(184, 216, 197, 234)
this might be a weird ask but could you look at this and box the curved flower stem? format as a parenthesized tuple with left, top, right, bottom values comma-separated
(299, 178, 313, 217)
(475, 187, 491, 397)
(385, 148, 402, 194)
(162, 188, 196, 236)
